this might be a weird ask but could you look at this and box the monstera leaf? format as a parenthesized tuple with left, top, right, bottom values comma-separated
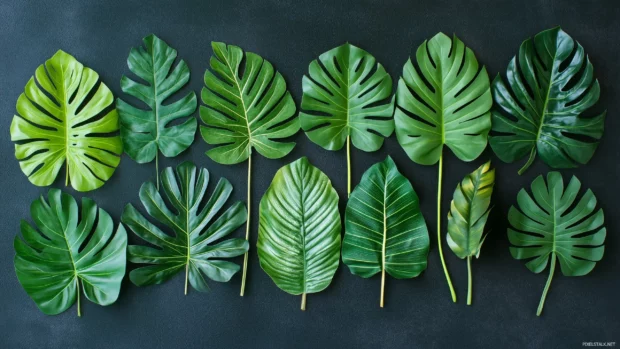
(300, 43, 394, 195)
(121, 161, 248, 294)
(490, 27, 605, 175)
(446, 161, 495, 305)
(117, 34, 197, 187)
(508, 172, 605, 316)
(395, 32, 492, 302)
(257, 157, 341, 310)
(200, 42, 299, 295)
(14, 189, 127, 316)
(10, 50, 122, 192)
(342, 157, 429, 307)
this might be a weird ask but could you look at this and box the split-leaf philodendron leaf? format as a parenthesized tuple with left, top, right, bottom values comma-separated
(200, 42, 299, 296)
(257, 157, 341, 310)
(14, 189, 127, 316)
(395, 32, 492, 302)
(10, 50, 122, 192)
(121, 161, 249, 294)
(447, 161, 495, 305)
(342, 156, 429, 308)
(508, 172, 605, 316)
(490, 27, 605, 175)
(300, 43, 394, 195)
(117, 34, 197, 186)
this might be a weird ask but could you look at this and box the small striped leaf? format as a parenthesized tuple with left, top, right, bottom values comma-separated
(342, 157, 430, 306)
(257, 157, 341, 310)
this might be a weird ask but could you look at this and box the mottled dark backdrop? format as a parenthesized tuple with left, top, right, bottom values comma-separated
(0, 0, 618, 348)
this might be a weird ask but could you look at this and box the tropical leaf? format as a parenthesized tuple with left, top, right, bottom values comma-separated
(299, 43, 394, 195)
(508, 172, 605, 316)
(14, 189, 127, 316)
(121, 161, 249, 294)
(257, 157, 341, 310)
(342, 156, 429, 307)
(117, 34, 197, 185)
(10, 50, 122, 192)
(200, 42, 299, 295)
(490, 27, 605, 175)
(446, 161, 495, 305)
(394, 32, 492, 302)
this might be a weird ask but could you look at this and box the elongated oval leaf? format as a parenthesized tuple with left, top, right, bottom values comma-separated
(508, 172, 605, 316)
(447, 161, 495, 259)
(342, 156, 429, 307)
(490, 27, 605, 175)
(257, 157, 341, 310)
(14, 189, 127, 316)
(395, 33, 492, 165)
(117, 34, 197, 164)
(200, 42, 299, 165)
(121, 161, 249, 293)
(300, 43, 394, 152)
(10, 50, 122, 191)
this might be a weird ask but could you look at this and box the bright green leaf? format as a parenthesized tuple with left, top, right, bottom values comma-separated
(490, 27, 605, 175)
(121, 161, 249, 294)
(508, 172, 605, 316)
(257, 157, 341, 310)
(117, 34, 197, 167)
(14, 189, 127, 316)
(342, 156, 429, 307)
(10, 50, 122, 192)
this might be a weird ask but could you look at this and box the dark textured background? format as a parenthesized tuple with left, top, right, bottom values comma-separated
(0, 0, 618, 348)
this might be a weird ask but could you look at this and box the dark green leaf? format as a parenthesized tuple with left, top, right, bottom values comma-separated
(490, 27, 605, 175)
(508, 172, 606, 315)
(14, 189, 127, 316)
(121, 161, 249, 293)
(447, 161, 494, 259)
(200, 42, 299, 165)
(395, 33, 492, 165)
(257, 157, 341, 310)
(10, 50, 122, 192)
(342, 156, 429, 307)
(117, 34, 197, 163)
(300, 43, 394, 152)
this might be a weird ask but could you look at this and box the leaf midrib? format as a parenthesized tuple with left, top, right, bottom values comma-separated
(220, 51, 252, 152)
(534, 39, 559, 147)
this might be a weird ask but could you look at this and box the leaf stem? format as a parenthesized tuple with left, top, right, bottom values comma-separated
(240, 153, 251, 296)
(346, 135, 351, 197)
(65, 163, 69, 186)
(184, 263, 189, 295)
(438, 152, 457, 303)
(380, 269, 385, 308)
(155, 152, 159, 191)
(76, 278, 81, 317)
(537, 252, 556, 316)
(467, 256, 472, 306)
(301, 292, 306, 311)
(518, 147, 537, 175)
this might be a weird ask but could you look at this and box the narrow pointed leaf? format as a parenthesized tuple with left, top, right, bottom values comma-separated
(121, 161, 249, 292)
(508, 172, 606, 315)
(395, 33, 492, 165)
(117, 34, 198, 163)
(300, 43, 395, 152)
(14, 189, 127, 315)
(343, 157, 430, 279)
(199, 42, 299, 164)
(10, 50, 122, 191)
(257, 157, 341, 298)
(490, 27, 605, 174)
(447, 161, 495, 259)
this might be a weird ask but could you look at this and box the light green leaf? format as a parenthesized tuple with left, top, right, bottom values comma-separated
(121, 161, 249, 294)
(257, 157, 341, 310)
(10, 50, 122, 192)
(508, 172, 605, 316)
(14, 189, 127, 316)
